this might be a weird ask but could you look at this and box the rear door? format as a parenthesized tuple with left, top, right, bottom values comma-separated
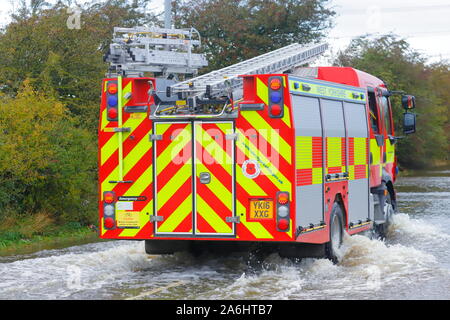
(153, 121, 236, 236)
(194, 121, 235, 236)
(153, 122, 193, 235)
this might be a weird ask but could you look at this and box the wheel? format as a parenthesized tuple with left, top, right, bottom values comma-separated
(376, 190, 395, 239)
(325, 203, 344, 264)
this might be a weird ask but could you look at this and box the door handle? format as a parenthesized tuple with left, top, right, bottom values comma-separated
(199, 172, 211, 184)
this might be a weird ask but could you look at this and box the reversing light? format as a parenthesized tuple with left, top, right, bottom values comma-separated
(270, 78, 282, 90)
(277, 205, 289, 218)
(104, 205, 115, 216)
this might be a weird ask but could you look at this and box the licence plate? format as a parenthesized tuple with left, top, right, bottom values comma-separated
(249, 200, 274, 220)
(116, 211, 140, 228)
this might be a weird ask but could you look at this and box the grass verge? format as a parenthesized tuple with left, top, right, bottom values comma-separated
(0, 214, 105, 257)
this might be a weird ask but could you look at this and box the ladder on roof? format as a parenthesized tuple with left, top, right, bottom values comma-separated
(168, 43, 328, 98)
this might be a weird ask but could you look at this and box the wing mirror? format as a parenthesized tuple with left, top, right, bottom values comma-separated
(402, 95, 416, 110)
(403, 112, 417, 135)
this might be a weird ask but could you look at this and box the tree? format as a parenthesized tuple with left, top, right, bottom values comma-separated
(174, 0, 335, 72)
(0, 0, 156, 132)
(335, 34, 449, 169)
(0, 81, 97, 224)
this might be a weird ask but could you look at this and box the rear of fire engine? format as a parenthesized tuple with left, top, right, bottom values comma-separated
(98, 25, 417, 261)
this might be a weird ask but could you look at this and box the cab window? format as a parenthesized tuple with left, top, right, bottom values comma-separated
(379, 95, 393, 135)
(368, 91, 379, 134)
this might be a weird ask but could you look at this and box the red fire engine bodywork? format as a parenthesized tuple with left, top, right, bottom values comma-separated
(98, 67, 397, 248)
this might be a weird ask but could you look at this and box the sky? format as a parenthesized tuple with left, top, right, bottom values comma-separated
(1, 0, 450, 64)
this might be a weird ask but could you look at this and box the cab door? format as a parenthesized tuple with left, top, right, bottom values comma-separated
(377, 90, 396, 181)
(367, 88, 383, 187)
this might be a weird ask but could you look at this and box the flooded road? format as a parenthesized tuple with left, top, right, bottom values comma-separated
(1, 170, 449, 300)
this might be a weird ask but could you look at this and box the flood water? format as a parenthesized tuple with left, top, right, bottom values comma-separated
(1, 170, 449, 300)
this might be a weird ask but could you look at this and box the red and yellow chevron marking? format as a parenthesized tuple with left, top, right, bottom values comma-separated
(195, 122, 234, 234)
(296, 136, 323, 186)
(99, 78, 154, 239)
(348, 137, 368, 180)
(154, 122, 193, 234)
(234, 75, 295, 241)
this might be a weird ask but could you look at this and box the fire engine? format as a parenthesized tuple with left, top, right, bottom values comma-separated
(98, 22, 416, 261)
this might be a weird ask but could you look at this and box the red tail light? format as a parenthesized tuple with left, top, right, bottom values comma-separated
(108, 108, 118, 120)
(277, 219, 289, 231)
(270, 104, 282, 117)
(104, 217, 115, 229)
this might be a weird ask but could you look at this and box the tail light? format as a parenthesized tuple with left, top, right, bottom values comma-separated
(104, 191, 115, 204)
(268, 76, 284, 118)
(103, 191, 116, 230)
(108, 83, 118, 95)
(269, 78, 282, 90)
(276, 191, 290, 232)
(106, 81, 119, 122)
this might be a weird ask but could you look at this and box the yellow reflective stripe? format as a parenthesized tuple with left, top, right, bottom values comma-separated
(241, 111, 292, 165)
(122, 82, 132, 106)
(100, 218, 106, 236)
(354, 137, 367, 165)
(349, 165, 355, 180)
(196, 123, 233, 167)
(122, 125, 152, 174)
(370, 139, 380, 165)
(197, 196, 232, 233)
(196, 163, 232, 212)
(386, 139, 395, 163)
(327, 137, 342, 168)
(156, 125, 191, 176)
(236, 128, 292, 192)
(101, 135, 118, 166)
(236, 166, 267, 196)
(101, 108, 108, 131)
(296, 136, 312, 169)
(100, 115, 147, 166)
(157, 165, 191, 210)
(158, 196, 192, 233)
(312, 167, 323, 185)
(124, 164, 153, 196)
(282, 103, 291, 128)
(256, 77, 269, 105)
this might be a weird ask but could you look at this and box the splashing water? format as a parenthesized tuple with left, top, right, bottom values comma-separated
(0, 173, 449, 299)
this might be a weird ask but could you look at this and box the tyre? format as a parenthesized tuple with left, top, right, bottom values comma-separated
(376, 190, 395, 239)
(325, 203, 344, 264)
